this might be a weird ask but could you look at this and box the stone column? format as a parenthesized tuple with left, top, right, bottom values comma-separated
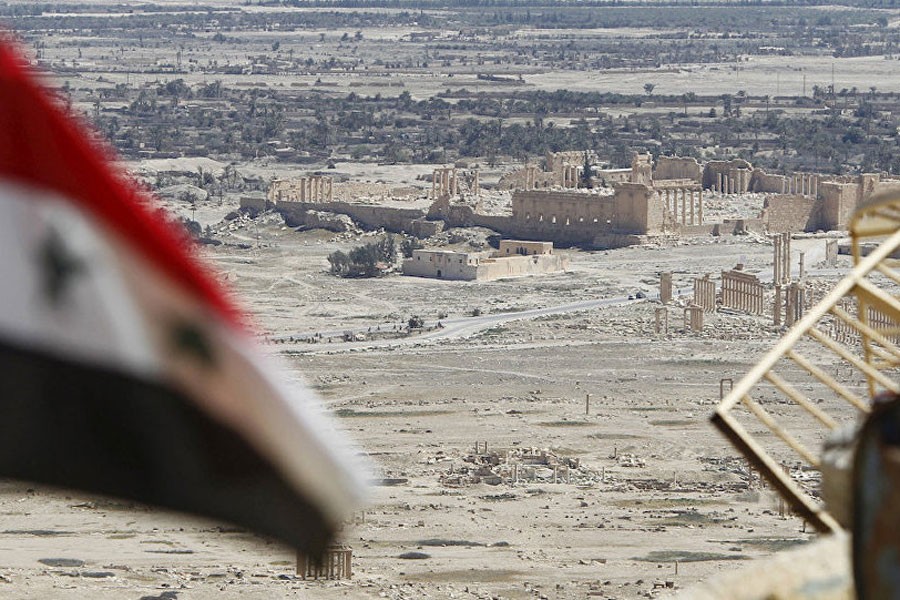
(680, 189, 686, 225)
(698, 188, 703, 224)
(655, 307, 668, 334)
(786, 284, 796, 327)
(328, 177, 334, 201)
(660, 272, 673, 304)
(690, 190, 696, 225)
(299, 177, 307, 201)
(799, 251, 805, 280)
(774, 285, 782, 325)
(473, 170, 480, 196)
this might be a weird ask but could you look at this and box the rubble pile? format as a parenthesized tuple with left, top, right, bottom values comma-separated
(436, 447, 601, 488)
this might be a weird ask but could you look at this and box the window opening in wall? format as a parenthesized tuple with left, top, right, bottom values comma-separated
(437, 269, 442, 278)
(551, 215, 557, 224)
(579, 217, 584, 223)
(593, 218, 599, 223)
(565, 217, 570, 226)
(539, 214, 544, 222)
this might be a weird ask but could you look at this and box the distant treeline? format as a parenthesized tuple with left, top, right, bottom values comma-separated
(272, 0, 898, 10)
(3, 3, 890, 32)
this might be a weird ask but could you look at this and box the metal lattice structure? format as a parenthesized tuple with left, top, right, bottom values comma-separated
(712, 191, 900, 533)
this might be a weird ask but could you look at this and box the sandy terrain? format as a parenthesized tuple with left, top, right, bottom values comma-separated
(0, 188, 860, 599)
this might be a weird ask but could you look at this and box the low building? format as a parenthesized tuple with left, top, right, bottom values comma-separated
(403, 241, 567, 281)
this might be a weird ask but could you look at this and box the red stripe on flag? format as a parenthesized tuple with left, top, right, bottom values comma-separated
(0, 41, 242, 327)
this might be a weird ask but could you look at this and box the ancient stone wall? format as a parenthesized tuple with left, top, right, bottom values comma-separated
(239, 196, 271, 213)
(511, 190, 618, 243)
(277, 200, 433, 235)
(818, 182, 857, 231)
(497, 166, 556, 191)
(654, 157, 702, 182)
(546, 150, 595, 173)
(613, 183, 664, 234)
(763, 194, 821, 233)
(750, 170, 790, 194)
(631, 153, 653, 185)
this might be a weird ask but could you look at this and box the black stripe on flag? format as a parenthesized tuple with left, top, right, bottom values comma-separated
(0, 339, 334, 556)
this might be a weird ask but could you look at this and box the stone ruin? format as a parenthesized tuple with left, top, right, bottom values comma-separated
(297, 546, 352, 580)
(437, 444, 601, 488)
(693, 275, 716, 313)
(684, 305, 704, 332)
(269, 175, 333, 203)
(721, 268, 765, 315)
(773, 232, 791, 285)
(659, 272, 673, 304)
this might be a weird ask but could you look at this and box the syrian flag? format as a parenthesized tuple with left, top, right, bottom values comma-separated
(0, 40, 365, 556)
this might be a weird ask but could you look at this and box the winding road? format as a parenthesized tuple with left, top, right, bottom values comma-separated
(273, 239, 843, 354)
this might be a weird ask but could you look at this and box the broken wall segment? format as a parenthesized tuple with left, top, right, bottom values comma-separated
(654, 156, 702, 182)
(763, 194, 820, 234)
(630, 153, 653, 185)
(277, 199, 439, 236)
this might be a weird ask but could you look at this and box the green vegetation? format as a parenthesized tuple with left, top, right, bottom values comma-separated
(327, 235, 396, 278)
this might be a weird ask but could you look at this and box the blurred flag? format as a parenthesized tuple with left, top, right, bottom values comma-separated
(0, 40, 365, 556)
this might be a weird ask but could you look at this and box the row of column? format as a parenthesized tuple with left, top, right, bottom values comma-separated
(714, 170, 750, 194)
(297, 547, 352, 580)
(664, 187, 704, 226)
(721, 272, 765, 315)
(783, 173, 818, 196)
(560, 164, 581, 188)
(294, 176, 333, 202)
(693, 275, 716, 312)
(432, 167, 458, 199)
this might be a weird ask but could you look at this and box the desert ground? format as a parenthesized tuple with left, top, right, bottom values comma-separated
(0, 190, 859, 599)
(1, 1, 894, 597)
